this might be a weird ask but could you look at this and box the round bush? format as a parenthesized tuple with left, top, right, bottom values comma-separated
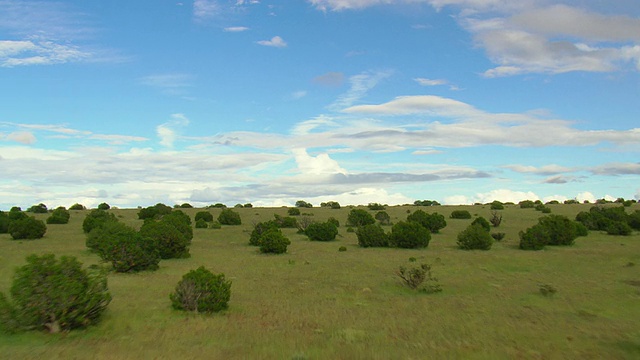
(0, 211, 9, 233)
(0, 254, 111, 333)
(249, 221, 279, 246)
(606, 221, 632, 236)
(287, 207, 301, 216)
(538, 215, 578, 246)
(46, 207, 70, 224)
(98, 227, 160, 273)
(306, 222, 339, 241)
(490, 201, 504, 210)
(86, 220, 137, 254)
(258, 229, 291, 254)
(27, 203, 48, 213)
(450, 210, 472, 219)
(519, 224, 549, 250)
(69, 203, 86, 210)
(389, 221, 431, 249)
(375, 211, 391, 225)
(82, 209, 117, 233)
(8, 216, 47, 240)
(195, 219, 209, 228)
(170, 266, 231, 313)
(407, 210, 447, 233)
(195, 211, 214, 223)
(347, 209, 375, 227)
(356, 224, 388, 247)
(457, 223, 493, 250)
(218, 209, 242, 225)
(327, 217, 340, 228)
(97, 202, 111, 210)
(140, 219, 191, 259)
(471, 217, 491, 232)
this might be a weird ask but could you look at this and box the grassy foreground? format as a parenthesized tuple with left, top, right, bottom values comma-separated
(1, 204, 639, 359)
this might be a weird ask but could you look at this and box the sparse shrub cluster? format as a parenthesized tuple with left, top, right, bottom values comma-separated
(576, 206, 638, 235)
(0, 254, 111, 333)
(519, 200, 536, 209)
(413, 200, 441, 206)
(375, 211, 391, 225)
(367, 203, 386, 210)
(137, 203, 173, 220)
(274, 214, 298, 228)
(288, 207, 301, 216)
(407, 210, 447, 233)
(295, 200, 313, 208)
(396, 263, 442, 293)
(27, 203, 48, 213)
(320, 201, 341, 209)
(535, 204, 551, 213)
(519, 214, 583, 250)
(489, 201, 504, 210)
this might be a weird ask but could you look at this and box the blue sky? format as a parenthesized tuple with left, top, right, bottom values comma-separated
(1, 0, 639, 209)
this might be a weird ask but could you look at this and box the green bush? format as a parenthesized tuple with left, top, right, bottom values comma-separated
(98, 226, 160, 273)
(0, 254, 111, 333)
(218, 209, 242, 225)
(327, 217, 340, 228)
(170, 266, 231, 313)
(471, 217, 491, 232)
(288, 207, 301, 216)
(210, 221, 222, 229)
(69, 203, 86, 210)
(629, 210, 640, 230)
(407, 210, 447, 233)
(356, 224, 389, 248)
(8, 216, 47, 240)
(258, 229, 291, 254)
(249, 221, 279, 246)
(295, 200, 313, 208)
(457, 223, 493, 250)
(338, 246, 347, 252)
(82, 209, 117, 233)
(195, 211, 214, 223)
(491, 232, 505, 241)
(195, 219, 209, 228)
(0, 211, 10, 233)
(519, 200, 535, 208)
(606, 221, 632, 236)
(140, 218, 191, 259)
(321, 201, 341, 209)
(538, 215, 577, 246)
(137, 203, 172, 220)
(389, 221, 431, 249)
(575, 222, 589, 237)
(274, 214, 298, 228)
(395, 263, 442, 293)
(306, 222, 339, 241)
(367, 203, 386, 210)
(27, 203, 48, 213)
(519, 224, 549, 251)
(490, 201, 504, 210)
(97, 202, 110, 210)
(375, 211, 391, 225)
(46, 207, 70, 224)
(347, 209, 375, 227)
(86, 220, 133, 254)
(450, 210, 472, 219)
(8, 208, 27, 221)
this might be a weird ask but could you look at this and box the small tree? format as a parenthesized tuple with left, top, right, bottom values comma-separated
(170, 266, 231, 313)
(457, 223, 493, 250)
(258, 229, 291, 254)
(407, 210, 447, 233)
(249, 221, 279, 246)
(8, 216, 47, 240)
(538, 215, 577, 246)
(46, 207, 70, 224)
(295, 200, 313, 208)
(306, 222, 339, 241)
(450, 210, 472, 219)
(489, 211, 502, 227)
(389, 221, 431, 249)
(356, 224, 388, 247)
(490, 201, 505, 210)
(27, 203, 48, 213)
(0, 254, 111, 333)
(69, 203, 86, 210)
(218, 209, 242, 225)
(195, 211, 214, 223)
(287, 207, 301, 216)
(347, 209, 375, 227)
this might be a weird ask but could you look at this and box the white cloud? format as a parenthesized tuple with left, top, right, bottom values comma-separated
(504, 164, 575, 175)
(0, 39, 92, 67)
(157, 113, 190, 147)
(257, 36, 287, 48)
(591, 162, 640, 175)
(290, 90, 307, 100)
(4, 131, 36, 144)
(193, 0, 220, 20)
(414, 77, 447, 86)
(293, 148, 347, 177)
(329, 70, 393, 110)
(224, 26, 250, 32)
(139, 73, 193, 92)
(472, 189, 539, 204)
(575, 191, 596, 203)
(313, 72, 345, 87)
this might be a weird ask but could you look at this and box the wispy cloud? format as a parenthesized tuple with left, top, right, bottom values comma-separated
(414, 77, 460, 90)
(157, 114, 190, 148)
(329, 70, 393, 110)
(257, 36, 287, 48)
(313, 71, 345, 87)
(139, 73, 194, 95)
(223, 26, 250, 32)
(193, 0, 220, 21)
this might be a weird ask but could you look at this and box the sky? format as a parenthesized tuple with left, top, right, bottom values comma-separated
(1, 0, 639, 209)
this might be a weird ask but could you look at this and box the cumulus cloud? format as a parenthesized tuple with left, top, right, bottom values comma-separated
(575, 191, 596, 203)
(257, 36, 287, 48)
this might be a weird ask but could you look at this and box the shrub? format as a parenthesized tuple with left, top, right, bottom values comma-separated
(367, 203, 386, 210)
(407, 210, 447, 233)
(519, 224, 549, 251)
(457, 223, 493, 250)
(0, 211, 8, 233)
(140, 219, 191, 259)
(395, 263, 442, 293)
(629, 210, 640, 230)
(46, 207, 70, 224)
(82, 209, 117, 233)
(69, 203, 86, 210)
(575, 222, 589, 237)
(471, 217, 491, 232)
(170, 266, 231, 313)
(249, 221, 279, 246)
(210, 221, 222, 229)
(27, 203, 48, 213)
(288, 207, 301, 216)
(0, 254, 111, 333)
(98, 227, 160, 273)
(321, 201, 341, 209)
(347, 209, 375, 227)
(490, 211, 502, 227)
(97, 202, 110, 210)
(490, 201, 504, 210)
(8, 208, 27, 221)
(519, 200, 535, 208)
(296, 216, 314, 233)
(414, 200, 440, 206)
(327, 217, 340, 228)
(137, 203, 172, 220)
(306, 222, 339, 242)
(606, 221, 632, 236)
(218, 209, 242, 225)
(295, 200, 313, 208)
(195, 211, 214, 223)
(274, 214, 298, 228)
(258, 229, 291, 254)
(538, 215, 577, 246)
(86, 220, 135, 254)
(375, 211, 391, 225)
(338, 246, 347, 252)
(179, 203, 193, 208)
(356, 224, 389, 248)
(8, 216, 47, 240)
(195, 219, 209, 228)
(450, 210, 472, 219)
(491, 232, 505, 241)
(389, 221, 431, 249)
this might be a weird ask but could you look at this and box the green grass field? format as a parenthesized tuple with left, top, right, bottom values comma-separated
(1, 204, 639, 359)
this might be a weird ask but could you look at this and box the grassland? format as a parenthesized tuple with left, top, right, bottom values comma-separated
(1, 204, 639, 359)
